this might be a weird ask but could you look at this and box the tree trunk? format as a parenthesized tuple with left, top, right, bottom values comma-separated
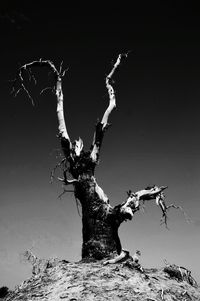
(74, 174, 121, 260)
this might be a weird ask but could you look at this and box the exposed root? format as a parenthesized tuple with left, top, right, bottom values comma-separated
(103, 249, 130, 265)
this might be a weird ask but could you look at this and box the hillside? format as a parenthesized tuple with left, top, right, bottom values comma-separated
(4, 256, 200, 301)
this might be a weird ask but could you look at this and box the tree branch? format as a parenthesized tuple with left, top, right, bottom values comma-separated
(12, 59, 72, 151)
(90, 53, 128, 162)
(102, 53, 128, 128)
(115, 185, 189, 228)
(57, 176, 78, 185)
(90, 121, 108, 163)
(50, 157, 78, 186)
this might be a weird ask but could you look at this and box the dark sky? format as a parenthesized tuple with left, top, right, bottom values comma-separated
(1, 1, 200, 288)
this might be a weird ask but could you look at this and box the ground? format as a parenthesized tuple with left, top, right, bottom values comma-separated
(4, 258, 200, 301)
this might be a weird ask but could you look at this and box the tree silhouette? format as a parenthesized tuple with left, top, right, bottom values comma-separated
(12, 54, 188, 262)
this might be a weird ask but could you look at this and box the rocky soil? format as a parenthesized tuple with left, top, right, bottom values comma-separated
(4, 258, 200, 301)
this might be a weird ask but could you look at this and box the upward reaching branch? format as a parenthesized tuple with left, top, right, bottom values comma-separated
(101, 53, 127, 128)
(90, 53, 128, 162)
(12, 59, 72, 152)
(56, 74, 70, 143)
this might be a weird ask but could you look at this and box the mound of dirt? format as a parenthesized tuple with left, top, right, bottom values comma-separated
(5, 259, 200, 301)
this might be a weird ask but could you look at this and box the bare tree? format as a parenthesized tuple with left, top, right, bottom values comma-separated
(12, 54, 188, 261)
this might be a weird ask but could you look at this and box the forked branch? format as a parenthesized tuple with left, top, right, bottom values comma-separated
(116, 185, 190, 228)
(12, 59, 71, 150)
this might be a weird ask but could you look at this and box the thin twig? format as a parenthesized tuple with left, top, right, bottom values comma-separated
(58, 189, 74, 199)
(166, 203, 192, 224)
(11, 59, 66, 106)
(50, 158, 66, 183)
(40, 87, 53, 95)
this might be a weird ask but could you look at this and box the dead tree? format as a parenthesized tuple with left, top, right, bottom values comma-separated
(12, 54, 188, 261)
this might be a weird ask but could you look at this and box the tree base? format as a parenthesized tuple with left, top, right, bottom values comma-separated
(82, 239, 119, 261)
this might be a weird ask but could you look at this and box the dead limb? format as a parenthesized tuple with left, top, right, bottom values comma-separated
(57, 176, 78, 185)
(156, 195, 192, 228)
(101, 54, 123, 129)
(90, 53, 128, 163)
(12, 59, 71, 151)
(116, 185, 189, 228)
(58, 189, 75, 199)
(118, 185, 168, 221)
(50, 158, 66, 183)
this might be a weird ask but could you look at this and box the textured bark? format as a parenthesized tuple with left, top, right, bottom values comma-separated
(73, 170, 121, 260)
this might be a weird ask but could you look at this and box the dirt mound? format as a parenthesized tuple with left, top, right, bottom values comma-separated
(5, 259, 200, 301)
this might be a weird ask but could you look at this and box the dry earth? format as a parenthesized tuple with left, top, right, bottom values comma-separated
(4, 259, 200, 301)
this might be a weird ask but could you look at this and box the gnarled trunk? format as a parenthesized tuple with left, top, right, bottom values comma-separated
(74, 175, 121, 260)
